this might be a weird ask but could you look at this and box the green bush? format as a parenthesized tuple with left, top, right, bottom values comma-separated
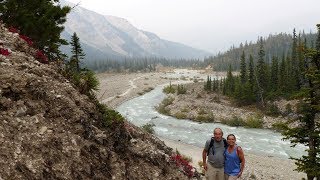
(97, 103, 124, 127)
(222, 116, 246, 127)
(181, 107, 189, 113)
(161, 97, 175, 106)
(195, 113, 215, 122)
(245, 115, 263, 128)
(174, 112, 187, 119)
(141, 123, 155, 134)
(197, 108, 206, 115)
(265, 103, 281, 117)
(272, 122, 288, 132)
(163, 82, 176, 94)
(284, 104, 293, 115)
(157, 105, 170, 115)
(177, 84, 187, 94)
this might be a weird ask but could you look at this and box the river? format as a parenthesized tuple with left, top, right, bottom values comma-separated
(116, 69, 305, 159)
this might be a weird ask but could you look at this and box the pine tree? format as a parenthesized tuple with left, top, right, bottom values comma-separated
(225, 65, 235, 96)
(282, 24, 320, 180)
(270, 56, 279, 91)
(291, 29, 300, 90)
(248, 54, 255, 90)
(256, 37, 267, 104)
(279, 54, 286, 91)
(0, 0, 70, 59)
(240, 51, 247, 83)
(70, 32, 85, 72)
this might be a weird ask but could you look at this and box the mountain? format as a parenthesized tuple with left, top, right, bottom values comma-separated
(60, 0, 211, 60)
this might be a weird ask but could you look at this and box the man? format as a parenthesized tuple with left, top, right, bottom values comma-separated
(202, 128, 227, 180)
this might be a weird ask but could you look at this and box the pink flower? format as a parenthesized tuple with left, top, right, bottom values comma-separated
(8, 27, 19, 34)
(0, 48, 10, 56)
(19, 35, 33, 46)
(35, 50, 48, 64)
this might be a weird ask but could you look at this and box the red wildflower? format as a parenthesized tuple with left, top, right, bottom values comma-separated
(0, 48, 10, 56)
(170, 154, 194, 178)
(35, 50, 48, 64)
(19, 35, 33, 46)
(8, 27, 19, 34)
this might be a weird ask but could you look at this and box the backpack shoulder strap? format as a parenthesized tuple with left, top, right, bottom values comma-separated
(207, 137, 214, 156)
(223, 138, 228, 148)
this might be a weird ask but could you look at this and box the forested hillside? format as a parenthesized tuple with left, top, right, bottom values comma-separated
(205, 31, 317, 71)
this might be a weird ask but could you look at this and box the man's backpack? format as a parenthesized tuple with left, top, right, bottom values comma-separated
(207, 137, 228, 156)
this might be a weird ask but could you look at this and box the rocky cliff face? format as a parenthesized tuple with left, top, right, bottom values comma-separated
(0, 23, 187, 179)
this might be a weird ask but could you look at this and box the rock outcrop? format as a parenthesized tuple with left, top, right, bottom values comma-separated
(0, 23, 186, 179)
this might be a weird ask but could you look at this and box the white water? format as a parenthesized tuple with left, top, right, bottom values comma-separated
(116, 69, 306, 159)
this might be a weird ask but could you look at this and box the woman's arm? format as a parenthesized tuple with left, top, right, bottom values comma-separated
(237, 146, 245, 178)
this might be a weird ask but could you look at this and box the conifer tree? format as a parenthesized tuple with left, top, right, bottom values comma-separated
(0, 0, 70, 59)
(279, 54, 286, 91)
(248, 54, 255, 90)
(256, 37, 267, 104)
(291, 28, 300, 90)
(270, 56, 279, 91)
(282, 24, 320, 180)
(225, 65, 235, 96)
(240, 51, 247, 83)
(70, 32, 85, 72)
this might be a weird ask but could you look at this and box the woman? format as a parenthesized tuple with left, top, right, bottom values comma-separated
(224, 134, 245, 180)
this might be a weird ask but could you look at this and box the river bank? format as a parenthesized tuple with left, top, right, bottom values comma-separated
(96, 70, 307, 179)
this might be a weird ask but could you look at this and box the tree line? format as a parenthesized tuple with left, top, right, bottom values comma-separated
(86, 57, 205, 73)
(204, 32, 317, 71)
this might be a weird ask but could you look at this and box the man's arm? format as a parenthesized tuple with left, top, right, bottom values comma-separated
(237, 146, 245, 178)
(202, 149, 208, 171)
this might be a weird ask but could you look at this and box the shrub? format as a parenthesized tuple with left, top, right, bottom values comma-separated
(96, 103, 124, 127)
(197, 108, 206, 115)
(163, 82, 176, 94)
(272, 122, 288, 132)
(222, 116, 246, 127)
(161, 96, 175, 107)
(141, 123, 155, 134)
(78, 69, 99, 96)
(181, 106, 189, 113)
(245, 115, 263, 128)
(174, 112, 187, 119)
(265, 103, 281, 117)
(157, 105, 170, 115)
(284, 104, 293, 115)
(195, 113, 215, 122)
(177, 84, 187, 95)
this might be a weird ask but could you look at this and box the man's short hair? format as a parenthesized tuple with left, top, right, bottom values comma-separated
(213, 127, 223, 135)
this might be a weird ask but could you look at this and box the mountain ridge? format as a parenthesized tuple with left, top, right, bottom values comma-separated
(60, 0, 211, 60)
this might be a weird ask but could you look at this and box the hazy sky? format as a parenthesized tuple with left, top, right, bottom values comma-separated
(66, 0, 319, 54)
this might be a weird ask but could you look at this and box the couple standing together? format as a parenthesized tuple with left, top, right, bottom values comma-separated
(202, 128, 245, 180)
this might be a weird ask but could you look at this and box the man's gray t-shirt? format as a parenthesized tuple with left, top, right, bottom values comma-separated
(204, 138, 225, 168)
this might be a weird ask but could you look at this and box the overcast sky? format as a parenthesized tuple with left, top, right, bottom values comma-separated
(66, 0, 319, 54)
